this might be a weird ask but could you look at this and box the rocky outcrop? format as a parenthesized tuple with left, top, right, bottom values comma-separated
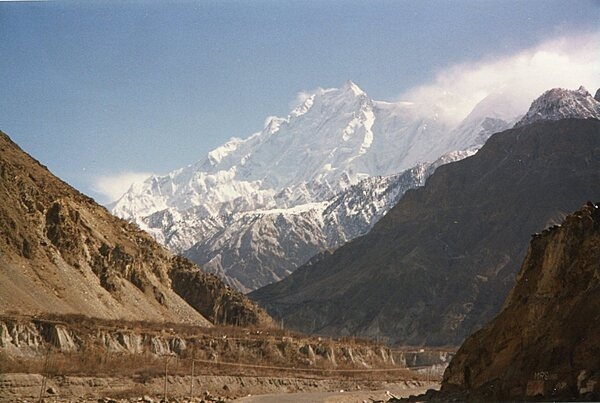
(0, 317, 185, 358)
(514, 86, 600, 127)
(40, 323, 78, 352)
(169, 256, 272, 327)
(0, 320, 42, 356)
(395, 350, 454, 369)
(441, 203, 600, 400)
(0, 130, 271, 328)
(251, 118, 600, 345)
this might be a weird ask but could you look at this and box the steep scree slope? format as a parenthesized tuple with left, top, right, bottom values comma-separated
(0, 131, 270, 327)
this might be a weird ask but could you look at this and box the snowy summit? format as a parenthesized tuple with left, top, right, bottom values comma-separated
(112, 81, 529, 291)
(515, 86, 600, 127)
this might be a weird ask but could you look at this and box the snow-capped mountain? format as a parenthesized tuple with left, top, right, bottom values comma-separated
(112, 81, 521, 291)
(446, 91, 524, 150)
(515, 86, 600, 127)
(182, 150, 475, 292)
(113, 81, 504, 222)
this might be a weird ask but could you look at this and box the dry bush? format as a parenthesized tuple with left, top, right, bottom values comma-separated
(0, 351, 45, 374)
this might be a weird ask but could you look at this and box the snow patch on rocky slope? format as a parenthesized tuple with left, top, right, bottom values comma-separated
(515, 86, 600, 127)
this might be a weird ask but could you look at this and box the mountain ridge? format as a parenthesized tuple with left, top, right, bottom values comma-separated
(181, 149, 475, 291)
(250, 117, 600, 345)
(515, 86, 600, 127)
(111, 82, 518, 291)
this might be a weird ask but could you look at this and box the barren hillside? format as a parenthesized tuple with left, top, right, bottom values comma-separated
(0, 130, 271, 327)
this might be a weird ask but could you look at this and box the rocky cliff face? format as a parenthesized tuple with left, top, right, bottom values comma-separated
(0, 131, 270, 327)
(441, 203, 600, 400)
(250, 118, 600, 346)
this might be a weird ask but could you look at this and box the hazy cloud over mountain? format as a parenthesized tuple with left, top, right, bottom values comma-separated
(399, 32, 600, 123)
(93, 171, 154, 203)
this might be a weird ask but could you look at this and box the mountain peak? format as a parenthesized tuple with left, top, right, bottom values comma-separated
(515, 86, 600, 127)
(290, 81, 367, 118)
(341, 80, 366, 96)
(111, 83, 544, 293)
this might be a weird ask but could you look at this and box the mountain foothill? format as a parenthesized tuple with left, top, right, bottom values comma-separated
(0, 131, 271, 328)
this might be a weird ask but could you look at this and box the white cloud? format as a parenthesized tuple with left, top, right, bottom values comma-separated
(93, 171, 153, 204)
(289, 86, 332, 111)
(293, 90, 314, 106)
(399, 32, 600, 123)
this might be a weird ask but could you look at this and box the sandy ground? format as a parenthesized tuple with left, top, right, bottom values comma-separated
(234, 384, 438, 402)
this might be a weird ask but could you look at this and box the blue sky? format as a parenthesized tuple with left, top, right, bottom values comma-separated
(1, 0, 599, 203)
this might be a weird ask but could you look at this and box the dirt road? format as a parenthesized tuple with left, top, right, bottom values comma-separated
(234, 384, 438, 402)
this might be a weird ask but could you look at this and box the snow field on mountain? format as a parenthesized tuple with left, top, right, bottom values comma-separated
(114, 82, 599, 291)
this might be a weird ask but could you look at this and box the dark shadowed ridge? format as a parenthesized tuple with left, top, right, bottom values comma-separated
(250, 118, 600, 346)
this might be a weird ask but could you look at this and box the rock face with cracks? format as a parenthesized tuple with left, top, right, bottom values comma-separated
(441, 203, 600, 401)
